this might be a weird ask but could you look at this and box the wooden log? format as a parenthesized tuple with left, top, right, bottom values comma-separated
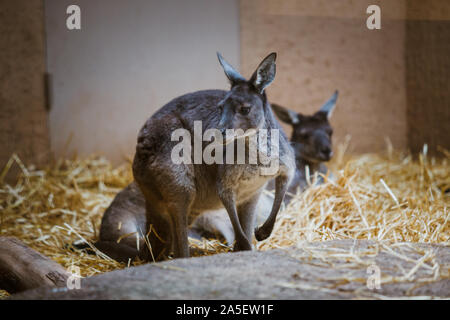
(0, 237, 68, 293)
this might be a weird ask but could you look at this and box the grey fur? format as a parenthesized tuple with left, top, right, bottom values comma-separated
(319, 90, 338, 119)
(250, 52, 277, 93)
(216, 52, 246, 85)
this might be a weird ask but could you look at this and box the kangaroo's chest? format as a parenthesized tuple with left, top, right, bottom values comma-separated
(224, 164, 274, 201)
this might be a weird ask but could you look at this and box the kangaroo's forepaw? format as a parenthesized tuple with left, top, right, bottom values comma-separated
(254, 226, 271, 241)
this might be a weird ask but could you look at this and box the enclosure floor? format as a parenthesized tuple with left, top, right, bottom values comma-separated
(1, 149, 449, 298)
(12, 240, 450, 299)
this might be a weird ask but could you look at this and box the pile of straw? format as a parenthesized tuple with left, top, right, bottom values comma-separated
(0, 155, 133, 280)
(0, 144, 448, 298)
(257, 146, 449, 250)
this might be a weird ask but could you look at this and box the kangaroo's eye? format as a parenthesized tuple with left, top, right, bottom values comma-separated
(240, 106, 251, 115)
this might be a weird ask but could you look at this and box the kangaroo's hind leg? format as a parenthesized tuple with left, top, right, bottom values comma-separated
(95, 185, 147, 263)
(167, 196, 193, 258)
(70, 239, 141, 263)
(143, 200, 172, 262)
(133, 134, 196, 260)
(92, 241, 140, 263)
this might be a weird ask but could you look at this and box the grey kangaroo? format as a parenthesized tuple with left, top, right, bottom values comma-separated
(190, 91, 338, 244)
(90, 52, 295, 262)
(271, 90, 337, 199)
(88, 91, 337, 261)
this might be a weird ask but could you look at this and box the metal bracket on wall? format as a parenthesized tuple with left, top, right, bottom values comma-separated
(44, 72, 53, 112)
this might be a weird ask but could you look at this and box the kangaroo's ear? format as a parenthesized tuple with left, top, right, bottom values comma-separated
(319, 90, 338, 119)
(271, 103, 300, 125)
(250, 52, 277, 93)
(217, 52, 246, 86)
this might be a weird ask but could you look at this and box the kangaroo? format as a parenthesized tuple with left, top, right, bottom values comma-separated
(190, 91, 339, 244)
(84, 91, 337, 262)
(271, 90, 338, 199)
(85, 52, 295, 262)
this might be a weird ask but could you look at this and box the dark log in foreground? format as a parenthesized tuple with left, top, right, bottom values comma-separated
(0, 237, 68, 293)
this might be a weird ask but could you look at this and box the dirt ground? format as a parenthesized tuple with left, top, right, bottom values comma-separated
(12, 240, 450, 299)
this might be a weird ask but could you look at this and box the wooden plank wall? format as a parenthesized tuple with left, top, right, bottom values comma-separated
(405, 0, 450, 155)
(0, 0, 50, 181)
(240, 0, 408, 153)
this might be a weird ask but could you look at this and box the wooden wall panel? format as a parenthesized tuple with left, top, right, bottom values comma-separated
(405, 1, 450, 155)
(0, 0, 50, 181)
(240, 0, 407, 153)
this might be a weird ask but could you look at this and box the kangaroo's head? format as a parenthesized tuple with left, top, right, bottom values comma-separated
(216, 52, 277, 134)
(271, 91, 338, 163)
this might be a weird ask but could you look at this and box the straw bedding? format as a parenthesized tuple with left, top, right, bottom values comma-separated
(0, 143, 448, 298)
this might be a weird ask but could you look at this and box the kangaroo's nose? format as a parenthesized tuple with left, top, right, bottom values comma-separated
(320, 147, 332, 160)
(321, 146, 331, 155)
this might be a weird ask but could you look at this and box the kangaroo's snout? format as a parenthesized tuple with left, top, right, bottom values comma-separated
(310, 131, 333, 162)
(319, 145, 333, 161)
